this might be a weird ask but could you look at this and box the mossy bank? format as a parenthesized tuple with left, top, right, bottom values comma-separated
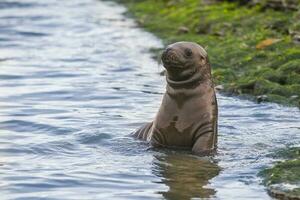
(118, 0, 300, 107)
(260, 147, 300, 199)
(115, 1, 300, 198)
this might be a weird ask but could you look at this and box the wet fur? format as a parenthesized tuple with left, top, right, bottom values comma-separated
(133, 42, 218, 155)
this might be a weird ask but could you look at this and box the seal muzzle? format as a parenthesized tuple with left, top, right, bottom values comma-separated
(161, 48, 181, 66)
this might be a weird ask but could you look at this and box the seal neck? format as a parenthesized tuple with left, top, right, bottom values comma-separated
(166, 70, 209, 89)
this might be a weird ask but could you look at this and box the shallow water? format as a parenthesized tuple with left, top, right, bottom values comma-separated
(0, 0, 299, 199)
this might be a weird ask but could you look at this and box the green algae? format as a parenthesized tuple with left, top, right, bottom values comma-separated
(260, 147, 300, 198)
(118, 0, 300, 107)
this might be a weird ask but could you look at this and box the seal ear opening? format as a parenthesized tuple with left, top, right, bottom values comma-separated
(199, 55, 206, 66)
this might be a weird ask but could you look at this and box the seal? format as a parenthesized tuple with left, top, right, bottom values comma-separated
(133, 41, 218, 155)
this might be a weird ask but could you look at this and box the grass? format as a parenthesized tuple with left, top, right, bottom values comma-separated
(117, 0, 300, 107)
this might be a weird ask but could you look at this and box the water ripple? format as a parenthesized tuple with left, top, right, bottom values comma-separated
(0, 120, 75, 135)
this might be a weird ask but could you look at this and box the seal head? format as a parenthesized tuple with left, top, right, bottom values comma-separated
(161, 42, 210, 84)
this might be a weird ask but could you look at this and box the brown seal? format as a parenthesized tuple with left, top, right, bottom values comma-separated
(133, 41, 218, 155)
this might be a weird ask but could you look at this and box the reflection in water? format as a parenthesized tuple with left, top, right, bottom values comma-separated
(152, 152, 220, 200)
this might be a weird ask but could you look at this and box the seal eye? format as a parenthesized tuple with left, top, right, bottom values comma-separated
(184, 48, 193, 57)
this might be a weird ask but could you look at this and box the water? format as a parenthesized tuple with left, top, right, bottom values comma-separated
(0, 0, 299, 199)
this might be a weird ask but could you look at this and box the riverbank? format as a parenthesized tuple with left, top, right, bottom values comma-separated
(116, 0, 300, 199)
(118, 0, 300, 107)
(259, 147, 300, 200)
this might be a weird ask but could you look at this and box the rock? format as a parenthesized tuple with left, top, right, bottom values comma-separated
(290, 95, 299, 100)
(213, 30, 225, 37)
(260, 147, 300, 200)
(137, 19, 145, 25)
(256, 95, 268, 103)
(215, 85, 224, 91)
(177, 26, 190, 34)
(292, 34, 300, 44)
(268, 187, 300, 200)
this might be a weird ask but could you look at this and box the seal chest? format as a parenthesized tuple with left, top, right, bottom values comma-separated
(133, 41, 218, 155)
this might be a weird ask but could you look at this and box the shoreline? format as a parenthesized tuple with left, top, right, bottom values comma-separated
(116, 0, 300, 198)
(117, 0, 300, 108)
(259, 147, 300, 199)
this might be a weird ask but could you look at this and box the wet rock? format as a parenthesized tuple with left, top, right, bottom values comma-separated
(268, 187, 300, 200)
(213, 30, 225, 37)
(260, 147, 300, 200)
(137, 18, 145, 25)
(215, 85, 224, 91)
(292, 34, 300, 44)
(177, 26, 190, 34)
(290, 95, 299, 100)
(256, 95, 268, 103)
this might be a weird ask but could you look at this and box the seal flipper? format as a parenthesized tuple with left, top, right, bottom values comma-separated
(191, 131, 216, 156)
(132, 122, 153, 141)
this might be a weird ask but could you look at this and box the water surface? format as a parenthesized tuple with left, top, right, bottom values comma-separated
(0, 0, 299, 199)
